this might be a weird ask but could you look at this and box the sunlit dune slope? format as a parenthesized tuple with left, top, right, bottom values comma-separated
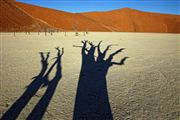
(0, 0, 54, 32)
(15, 2, 110, 31)
(82, 8, 180, 33)
(1, 0, 179, 33)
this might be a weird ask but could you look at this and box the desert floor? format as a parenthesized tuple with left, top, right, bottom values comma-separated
(0, 32, 179, 120)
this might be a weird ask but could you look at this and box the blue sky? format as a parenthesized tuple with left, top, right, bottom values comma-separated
(16, 0, 180, 15)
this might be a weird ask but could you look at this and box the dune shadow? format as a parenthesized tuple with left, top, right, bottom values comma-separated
(73, 41, 128, 120)
(1, 48, 64, 120)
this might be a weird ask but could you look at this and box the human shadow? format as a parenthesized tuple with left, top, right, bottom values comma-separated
(27, 47, 64, 120)
(1, 52, 50, 120)
(1, 48, 64, 120)
(73, 41, 128, 120)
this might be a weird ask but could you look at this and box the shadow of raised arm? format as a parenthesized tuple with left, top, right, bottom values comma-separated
(1, 52, 50, 120)
(27, 47, 64, 120)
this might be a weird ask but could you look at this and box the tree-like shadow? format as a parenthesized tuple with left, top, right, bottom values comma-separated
(73, 41, 128, 120)
(1, 48, 64, 120)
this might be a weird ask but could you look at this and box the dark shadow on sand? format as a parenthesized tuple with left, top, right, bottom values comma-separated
(27, 47, 63, 120)
(1, 48, 64, 120)
(73, 41, 128, 120)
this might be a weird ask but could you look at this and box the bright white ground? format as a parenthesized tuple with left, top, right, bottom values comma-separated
(0, 32, 179, 120)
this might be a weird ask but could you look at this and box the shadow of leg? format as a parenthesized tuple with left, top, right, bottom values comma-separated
(1, 52, 50, 120)
(27, 48, 64, 120)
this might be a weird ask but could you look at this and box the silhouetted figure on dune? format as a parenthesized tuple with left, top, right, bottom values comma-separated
(73, 40, 128, 120)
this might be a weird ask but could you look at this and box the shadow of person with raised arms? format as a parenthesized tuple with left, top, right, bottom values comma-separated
(1, 47, 64, 120)
(73, 40, 128, 120)
(1, 52, 50, 120)
(27, 47, 64, 120)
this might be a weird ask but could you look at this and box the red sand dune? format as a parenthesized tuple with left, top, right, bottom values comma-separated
(1, 0, 180, 33)
(0, 0, 53, 32)
(15, 2, 109, 31)
(82, 8, 180, 33)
